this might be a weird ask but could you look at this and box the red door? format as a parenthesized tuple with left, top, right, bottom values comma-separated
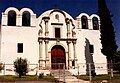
(51, 45, 66, 69)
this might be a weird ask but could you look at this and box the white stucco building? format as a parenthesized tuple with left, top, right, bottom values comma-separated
(0, 7, 107, 75)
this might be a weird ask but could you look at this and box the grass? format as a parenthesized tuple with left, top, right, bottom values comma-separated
(1, 74, 120, 83)
(77, 74, 120, 83)
(0, 75, 57, 82)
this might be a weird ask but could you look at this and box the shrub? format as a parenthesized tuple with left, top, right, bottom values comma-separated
(39, 73, 44, 78)
(0, 63, 4, 71)
(14, 57, 28, 78)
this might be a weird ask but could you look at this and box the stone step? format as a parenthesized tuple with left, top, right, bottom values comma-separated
(51, 70, 71, 75)
(50, 70, 90, 83)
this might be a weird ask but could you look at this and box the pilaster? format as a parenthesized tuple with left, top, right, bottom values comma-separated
(31, 14, 36, 27)
(16, 14, 22, 26)
(44, 39, 49, 67)
(72, 40, 78, 68)
(67, 40, 72, 69)
(39, 39, 43, 68)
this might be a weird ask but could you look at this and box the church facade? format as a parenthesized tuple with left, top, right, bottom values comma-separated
(0, 7, 107, 75)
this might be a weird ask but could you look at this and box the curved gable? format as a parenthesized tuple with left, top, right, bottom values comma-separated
(20, 8, 34, 15)
(49, 9, 66, 18)
(77, 13, 90, 19)
(4, 7, 19, 14)
(90, 14, 100, 20)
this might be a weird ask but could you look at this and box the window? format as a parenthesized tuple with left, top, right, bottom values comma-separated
(89, 45, 94, 53)
(55, 14, 59, 21)
(8, 11, 16, 26)
(55, 28, 60, 38)
(17, 43, 23, 53)
(22, 11, 30, 26)
(81, 16, 88, 29)
(92, 17, 99, 30)
(72, 60, 75, 66)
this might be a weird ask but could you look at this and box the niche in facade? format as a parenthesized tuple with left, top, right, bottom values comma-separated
(55, 14, 59, 22)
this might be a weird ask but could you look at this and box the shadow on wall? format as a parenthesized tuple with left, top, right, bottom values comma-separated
(85, 38, 96, 76)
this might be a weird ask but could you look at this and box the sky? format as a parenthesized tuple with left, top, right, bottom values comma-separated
(0, 0, 120, 50)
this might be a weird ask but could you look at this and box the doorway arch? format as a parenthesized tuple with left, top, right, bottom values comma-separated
(51, 45, 66, 69)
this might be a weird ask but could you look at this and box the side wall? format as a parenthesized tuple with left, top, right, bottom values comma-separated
(76, 29, 107, 74)
(1, 26, 39, 64)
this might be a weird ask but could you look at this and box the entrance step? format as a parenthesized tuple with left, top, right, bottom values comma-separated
(50, 70, 90, 83)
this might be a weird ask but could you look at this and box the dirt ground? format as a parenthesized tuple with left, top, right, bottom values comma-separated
(0, 81, 56, 83)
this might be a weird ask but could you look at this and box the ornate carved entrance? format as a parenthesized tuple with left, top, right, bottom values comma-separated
(51, 45, 66, 69)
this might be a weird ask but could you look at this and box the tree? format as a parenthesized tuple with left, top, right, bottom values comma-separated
(98, 0, 117, 73)
(14, 57, 28, 78)
(113, 51, 120, 72)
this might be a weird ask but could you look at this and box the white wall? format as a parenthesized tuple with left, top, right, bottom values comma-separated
(1, 26, 39, 64)
(0, 7, 107, 75)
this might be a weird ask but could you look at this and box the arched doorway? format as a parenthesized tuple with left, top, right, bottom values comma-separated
(51, 45, 66, 69)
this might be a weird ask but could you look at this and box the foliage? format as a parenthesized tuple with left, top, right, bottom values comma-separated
(0, 63, 4, 71)
(38, 73, 44, 78)
(98, 0, 117, 58)
(116, 51, 120, 55)
(113, 51, 120, 72)
(14, 57, 28, 78)
(98, 0, 117, 70)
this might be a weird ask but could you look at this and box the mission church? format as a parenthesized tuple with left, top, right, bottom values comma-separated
(0, 7, 107, 75)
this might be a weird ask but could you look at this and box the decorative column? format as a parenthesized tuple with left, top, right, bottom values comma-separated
(72, 40, 77, 68)
(44, 39, 49, 67)
(67, 40, 71, 69)
(42, 16, 50, 67)
(65, 18, 71, 38)
(38, 39, 43, 69)
(42, 16, 50, 37)
(66, 18, 72, 69)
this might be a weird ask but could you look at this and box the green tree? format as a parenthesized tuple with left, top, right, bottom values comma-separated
(14, 57, 28, 78)
(113, 51, 120, 72)
(0, 63, 3, 71)
(98, 0, 117, 72)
